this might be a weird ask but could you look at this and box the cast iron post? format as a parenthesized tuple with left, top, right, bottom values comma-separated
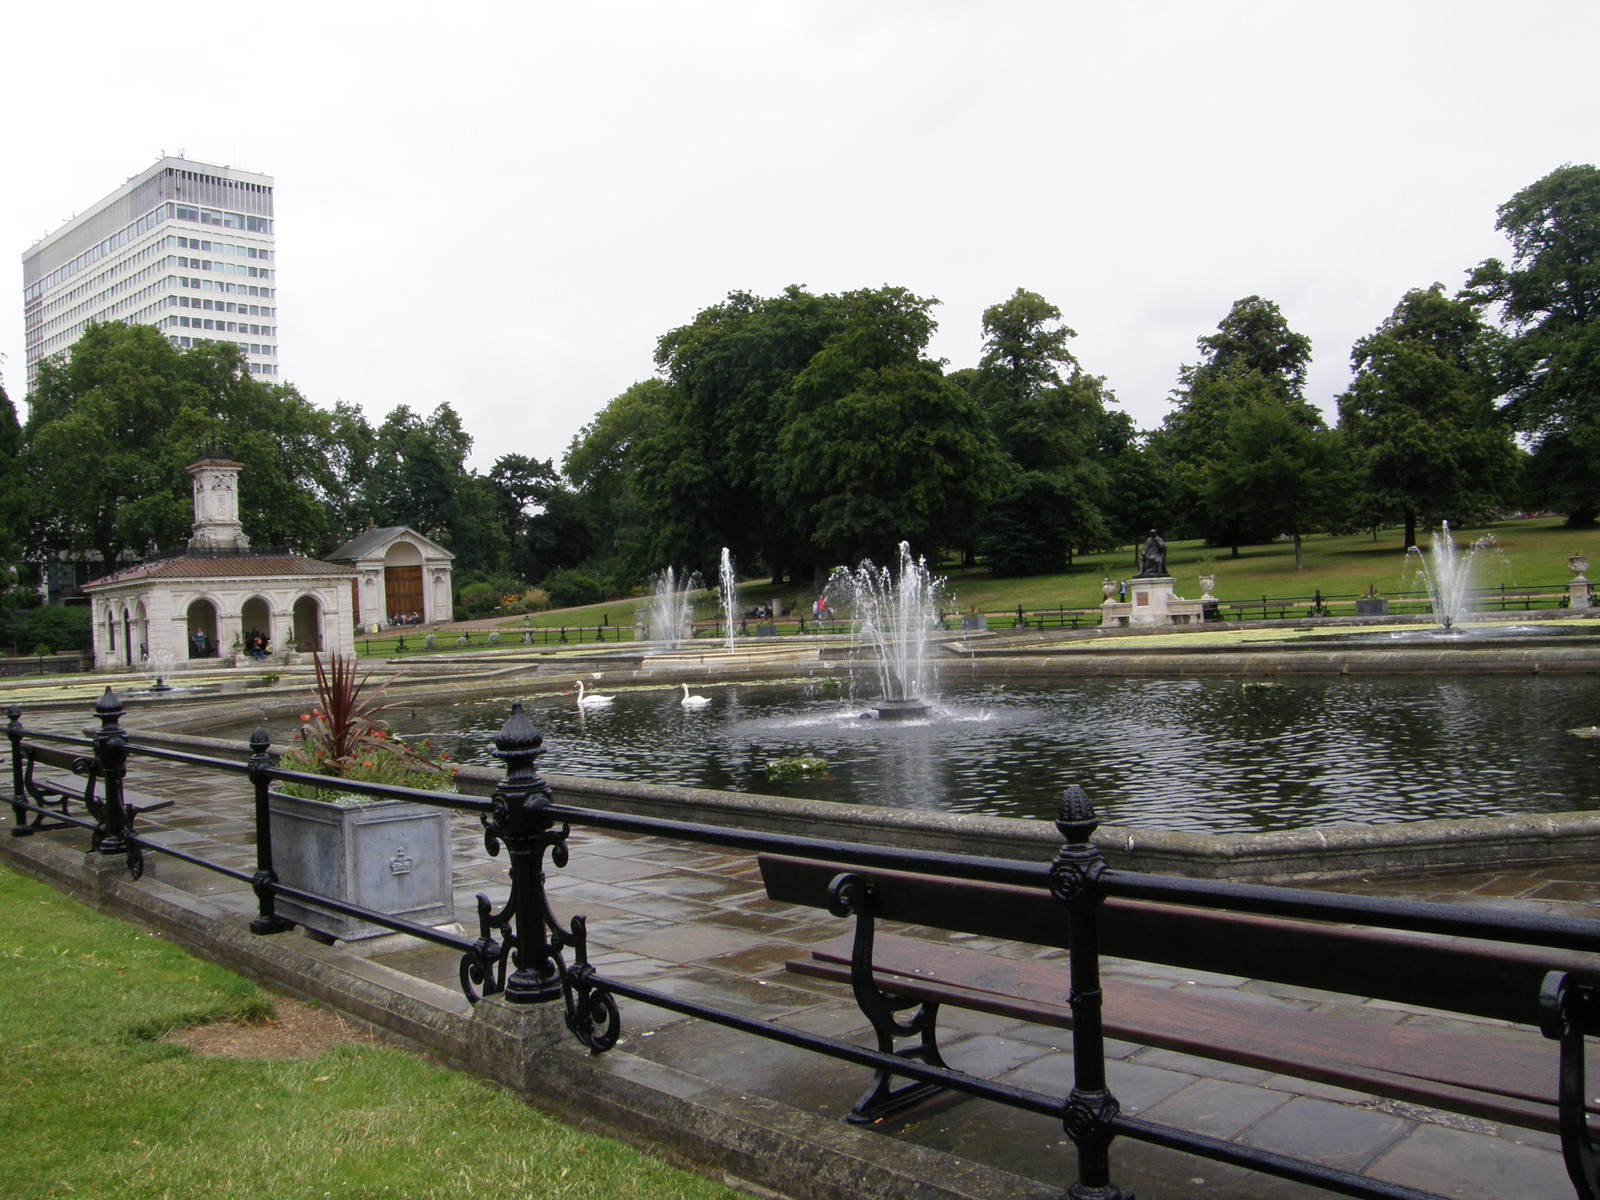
(247, 727, 294, 934)
(7, 704, 26, 835)
(90, 688, 130, 857)
(1050, 784, 1129, 1200)
(482, 701, 565, 1003)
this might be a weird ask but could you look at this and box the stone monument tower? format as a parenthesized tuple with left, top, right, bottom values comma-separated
(186, 453, 250, 553)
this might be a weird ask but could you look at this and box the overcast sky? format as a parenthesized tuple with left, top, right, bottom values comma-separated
(4, 2, 1596, 473)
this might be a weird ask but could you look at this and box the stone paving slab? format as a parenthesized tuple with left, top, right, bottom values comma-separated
(5, 730, 1592, 1200)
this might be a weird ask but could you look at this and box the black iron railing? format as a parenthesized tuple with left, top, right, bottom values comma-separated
(7, 688, 1600, 1200)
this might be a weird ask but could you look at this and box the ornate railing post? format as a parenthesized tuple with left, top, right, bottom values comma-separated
(1050, 784, 1129, 1200)
(90, 688, 131, 858)
(7, 704, 27, 835)
(481, 701, 567, 1003)
(247, 727, 294, 934)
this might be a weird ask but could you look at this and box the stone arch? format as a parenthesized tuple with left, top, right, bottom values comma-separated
(383, 540, 424, 623)
(240, 595, 272, 657)
(292, 594, 323, 653)
(186, 598, 220, 658)
(132, 601, 149, 663)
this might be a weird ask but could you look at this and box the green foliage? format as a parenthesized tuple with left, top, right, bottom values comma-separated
(1467, 164, 1600, 524)
(504, 587, 553, 613)
(0, 603, 91, 654)
(543, 568, 605, 608)
(24, 325, 343, 562)
(764, 755, 830, 780)
(278, 653, 455, 802)
(1153, 296, 1326, 551)
(458, 580, 500, 615)
(1337, 284, 1516, 547)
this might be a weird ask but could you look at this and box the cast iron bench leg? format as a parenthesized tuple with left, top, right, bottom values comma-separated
(830, 871, 950, 1124)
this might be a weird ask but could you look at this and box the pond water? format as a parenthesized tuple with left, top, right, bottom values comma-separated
(278, 674, 1600, 835)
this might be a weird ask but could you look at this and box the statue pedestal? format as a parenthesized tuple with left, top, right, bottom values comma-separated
(1128, 577, 1205, 627)
(1570, 578, 1592, 611)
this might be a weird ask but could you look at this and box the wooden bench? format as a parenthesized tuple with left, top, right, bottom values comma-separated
(759, 853, 1600, 1133)
(11, 740, 174, 865)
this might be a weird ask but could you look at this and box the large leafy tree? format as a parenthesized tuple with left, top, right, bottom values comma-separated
(0, 382, 29, 568)
(354, 403, 506, 571)
(564, 378, 672, 584)
(772, 287, 999, 575)
(1337, 285, 1516, 548)
(1466, 164, 1600, 524)
(637, 285, 997, 584)
(24, 322, 341, 566)
(649, 287, 857, 582)
(487, 453, 595, 582)
(1153, 296, 1325, 553)
(969, 289, 1120, 574)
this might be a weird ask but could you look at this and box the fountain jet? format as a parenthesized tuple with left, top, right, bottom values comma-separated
(718, 549, 738, 652)
(827, 542, 946, 719)
(1408, 522, 1497, 631)
(641, 567, 701, 647)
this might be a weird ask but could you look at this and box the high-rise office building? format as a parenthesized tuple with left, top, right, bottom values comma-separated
(20, 157, 278, 395)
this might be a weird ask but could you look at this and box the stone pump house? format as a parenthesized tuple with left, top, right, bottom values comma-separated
(84, 455, 361, 672)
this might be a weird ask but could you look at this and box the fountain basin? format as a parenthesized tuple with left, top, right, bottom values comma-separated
(865, 698, 932, 720)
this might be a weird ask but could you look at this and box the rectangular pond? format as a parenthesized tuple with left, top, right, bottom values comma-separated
(239, 674, 1600, 835)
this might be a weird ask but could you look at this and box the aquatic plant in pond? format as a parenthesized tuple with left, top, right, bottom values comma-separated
(827, 542, 947, 716)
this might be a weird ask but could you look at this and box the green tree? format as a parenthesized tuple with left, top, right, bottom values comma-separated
(0, 381, 30, 567)
(651, 287, 857, 582)
(1206, 391, 1344, 570)
(564, 378, 673, 586)
(968, 289, 1120, 574)
(488, 454, 595, 583)
(352, 403, 509, 570)
(1153, 296, 1322, 553)
(772, 287, 1000, 573)
(1337, 285, 1516, 548)
(24, 323, 340, 566)
(1466, 164, 1600, 524)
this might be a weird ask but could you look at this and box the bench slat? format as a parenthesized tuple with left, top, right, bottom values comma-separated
(794, 932, 1572, 1132)
(758, 854, 1600, 1028)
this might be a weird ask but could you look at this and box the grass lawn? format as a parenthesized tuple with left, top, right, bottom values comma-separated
(0, 864, 745, 1200)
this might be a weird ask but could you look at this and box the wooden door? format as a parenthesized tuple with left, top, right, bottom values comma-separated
(385, 565, 423, 620)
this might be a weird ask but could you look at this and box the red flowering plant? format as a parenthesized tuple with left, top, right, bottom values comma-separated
(278, 653, 457, 804)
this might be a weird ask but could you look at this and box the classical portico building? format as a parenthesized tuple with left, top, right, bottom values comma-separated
(84, 455, 357, 671)
(325, 526, 455, 629)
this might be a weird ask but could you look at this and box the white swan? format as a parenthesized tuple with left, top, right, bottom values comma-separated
(680, 683, 711, 708)
(572, 680, 614, 707)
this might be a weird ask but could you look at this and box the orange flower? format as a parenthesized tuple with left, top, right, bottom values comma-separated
(299, 713, 311, 722)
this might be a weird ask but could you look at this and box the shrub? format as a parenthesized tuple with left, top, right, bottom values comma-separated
(277, 653, 456, 803)
(501, 588, 553, 615)
(2, 605, 92, 655)
(543, 569, 603, 608)
(458, 581, 499, 615)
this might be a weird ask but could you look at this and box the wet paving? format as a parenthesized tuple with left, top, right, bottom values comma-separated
(12, 724, 1598, 1200)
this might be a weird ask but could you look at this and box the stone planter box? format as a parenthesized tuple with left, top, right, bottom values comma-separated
(268, 792, 454, 941)
(1355, 598, 1389, 616)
